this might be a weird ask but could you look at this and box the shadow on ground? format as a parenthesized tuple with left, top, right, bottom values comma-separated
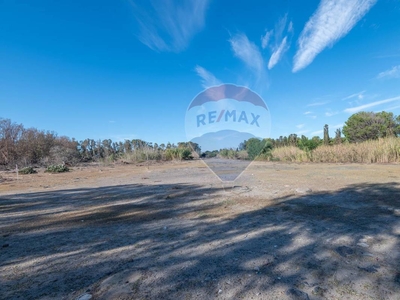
(0, 182, 399, 299)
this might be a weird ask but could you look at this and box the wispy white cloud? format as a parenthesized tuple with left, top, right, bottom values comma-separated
(194, 65, 222, 89)
(266, 14, 293, 70)
(307, 101, 329, 107)
(230, 33, 265, 78)
(304, 111, 312, 115)
(261, 30, 273, 49)
(342, 90, 366, 101)
(344, 95, 400, 114)
(293, 0, 377, 72)
(288, 21, 294, 33)
(268, 37, 289, 69)
(275, 14, 288, 39)
(296, 124, 305, 129)
(309, 115, 317, 119)
(377, 65, 400, 79)
(131, 0, 210, 52)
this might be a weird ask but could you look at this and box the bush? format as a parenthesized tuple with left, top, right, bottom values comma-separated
(237, 150, 249, 160)
(219, 149, 238, 159)
(19, 166, 37, 174)
(201, 150, 218, 158)
(165, 148, 193, 160)
(181, 148, 192, 160)
(45, 164, 69, 173)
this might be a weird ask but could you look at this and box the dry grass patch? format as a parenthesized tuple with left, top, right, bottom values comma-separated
(270, 137, 400, 163)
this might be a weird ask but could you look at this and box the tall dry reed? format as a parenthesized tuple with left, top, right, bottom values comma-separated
(270, 137, 400, 163)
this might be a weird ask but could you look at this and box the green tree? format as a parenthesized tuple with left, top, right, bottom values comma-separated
(343, 111, 400, 143)
(245, 138, 272, 160)
(298, 135, 321, 151)
(376, 111, 400, 136)
(187, 141, 201, 154)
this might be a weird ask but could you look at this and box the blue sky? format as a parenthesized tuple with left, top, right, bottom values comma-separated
(1, 0, 400, 144)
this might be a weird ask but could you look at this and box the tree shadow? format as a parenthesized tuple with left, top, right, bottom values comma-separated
(1, 182, 399, 299)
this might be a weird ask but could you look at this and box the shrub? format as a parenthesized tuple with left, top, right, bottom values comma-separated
(165, 148, 193, 160)
(201, 150, 218, 158)
(19, 166, 37, 174)
(219, 148, 238, 159)
(237, 150, 249, 160)
(45, 164, 69, 173)
(181, 148, 192, 160)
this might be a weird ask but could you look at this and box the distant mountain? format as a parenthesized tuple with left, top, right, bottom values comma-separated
(191, 130, 258, 152)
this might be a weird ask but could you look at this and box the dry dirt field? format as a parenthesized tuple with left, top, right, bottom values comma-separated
(1, 160, 400, 300)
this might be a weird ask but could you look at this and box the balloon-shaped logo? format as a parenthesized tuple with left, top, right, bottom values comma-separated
(185, 84, 271, 181)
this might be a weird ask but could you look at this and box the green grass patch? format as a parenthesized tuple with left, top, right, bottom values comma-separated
(45, 164, 69, 173)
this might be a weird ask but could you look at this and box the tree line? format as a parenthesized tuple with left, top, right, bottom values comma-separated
(0, 118, 199, 168)
(1, 111, 399, 167)
(204, 111, 400, 159)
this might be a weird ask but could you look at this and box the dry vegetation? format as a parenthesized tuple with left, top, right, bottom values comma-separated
(0, 118, 197, 170)
(270, 137, 400, 163)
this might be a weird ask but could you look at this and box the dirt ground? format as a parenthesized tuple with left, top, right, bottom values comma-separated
(1, 160, 400, 300)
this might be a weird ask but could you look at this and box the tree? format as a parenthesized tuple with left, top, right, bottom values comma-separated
(123, 140, 132, 153)
(297, 135, 321, 151)
(376, 111, 400, 136)
(288, 134, 298, 146)
(238, 140, 246, 151)
(102, 139, 113, 157)
(323, 124, 330, 145)
(187, 142, 201, 155)
(0, 118, 23, 165)
(334, 129, 342, 144)
(132, 139, 146, 151)
(342, 111, 400, 143)
(260, 139, 273, 154)
(245, 138, 270, 160)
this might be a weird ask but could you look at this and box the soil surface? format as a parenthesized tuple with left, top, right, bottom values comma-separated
(1, 160, 400, 299)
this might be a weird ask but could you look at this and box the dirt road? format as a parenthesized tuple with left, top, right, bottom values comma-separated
(1, 161, 399, 299)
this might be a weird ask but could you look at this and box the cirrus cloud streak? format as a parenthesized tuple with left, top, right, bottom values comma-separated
(344, 96, 400, 114)
(131, 0, 210, 52)
(293, 0, 377, 72)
